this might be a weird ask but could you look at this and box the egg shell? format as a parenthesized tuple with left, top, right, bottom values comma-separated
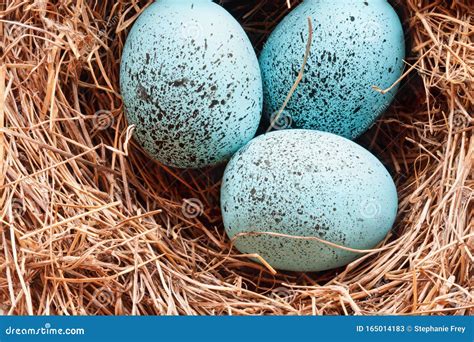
(120, 0, 262, 168)
(221, 130, 398, 272)
(260, 0, 405, 139)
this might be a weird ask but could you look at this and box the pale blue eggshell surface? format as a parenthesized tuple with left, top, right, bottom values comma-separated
(120, 0, 262, 168)
(220, 130, 398, 272)
(260, 0, 405, 139)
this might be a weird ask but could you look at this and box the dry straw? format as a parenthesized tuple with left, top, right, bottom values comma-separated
(0, 0, 472, 315)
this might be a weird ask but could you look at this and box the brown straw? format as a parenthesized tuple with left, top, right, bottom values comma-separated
(0, 0, 472, 315)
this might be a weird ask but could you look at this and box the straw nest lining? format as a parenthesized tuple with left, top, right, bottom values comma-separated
(0, 0, 472, 315)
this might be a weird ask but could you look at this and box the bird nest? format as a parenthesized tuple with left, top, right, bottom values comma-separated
(0, 0, 472, 315)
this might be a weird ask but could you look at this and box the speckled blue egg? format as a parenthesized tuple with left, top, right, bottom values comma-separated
(260, 0, 405, 139)
(120, 0, 262, 168)
(221, 130, 398, 272)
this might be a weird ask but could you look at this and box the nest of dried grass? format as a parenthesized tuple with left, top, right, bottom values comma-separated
(0, 0, 472, 315)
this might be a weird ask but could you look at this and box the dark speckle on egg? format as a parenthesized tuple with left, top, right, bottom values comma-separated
(220, 130, 398, 272)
